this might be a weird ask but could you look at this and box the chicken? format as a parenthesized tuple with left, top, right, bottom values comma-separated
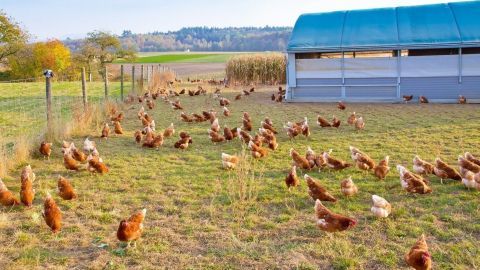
(39, 141, 52, 160)
(174, 133, 192, 150)
(134, 130, 142, 143)
(208, 130, 225, 143)
(231, 127, 239, 139)
(403, 95, 413, 103)
(314, 199, 356, 232)
(163, 123, 175, 138)
(317, 115, 332, 128)
(324, 152, 352, 170)
(461, 171, 480, 190)
(419, 96, 429, 104)
(142, 134, 164, 149)
(271, 93, 276, 101)
(111, 112, 124, 122)
(353, 152, 376, 171)
(239, 129, 252, 144)
(413, 156, 435, 175)
(458, 155, 480, 174)
(305, 174, 337, 202)
(337, 101, 346, 110)
(70, 143, 87, 163)
(301, 118, 310, 137)
(261, 120, 277, 134)
(250, 87, 255, 93)
(219, 97, 230, 107)
(137, 106, 145, 119)
(283, 124, 302, 139)
(0, 179, 20, 206)
(87, 155, 109, 173)
(42, 192, 62, 233)
(305, 147, 317, 169)
(57, 176, 77, 200)
(146, 99, 155, 110)
(347, 112, 357, 125)
(222, 106, 230, 117)
(113, 121, 123, 135)
(221, 153, 239, 169)
(290, 148, 311, 170)
(405, 234, 432, 270)
(170, 100, 183, 110)
(243, 119, 252, 132)
(285, 166, 300, 189)
(211, 118, 220, 132)
(63, 152, 79, 171)
(20, 165, 35, 207)
(340, 177, 358, 197)
(465, 152, 480, 166)
(101, 123, 110, 138)
(180, 112, 194, 122)
(374, 156, 390, 180)
(243, 90, 250, 96)
(223, 126, 234, 141)
(248, 140, 268, 158)
(117, 209, 146, 247)
(397, 165, 432, 194)
(179, 89, 186, 95)
(83, 137, 96, 153)
(235, 94, 242, 100)
(355, 117, 365, 130)
(434, 158, 461, 182)
(458, 95, 467, 104)
(371, 195, 391, 218)
(331, 116, 341, 128)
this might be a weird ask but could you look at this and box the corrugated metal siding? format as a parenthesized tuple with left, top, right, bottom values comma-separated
(344, 78, 397, 85)
(346, 86, 397, 97)
(297, 78, 342, 85)
(293, 86, 342, 98)
(400, 77, 460, 98)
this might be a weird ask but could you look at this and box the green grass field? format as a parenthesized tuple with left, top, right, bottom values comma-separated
(117, 53, 239, 64)
(0, 84, 479, 269)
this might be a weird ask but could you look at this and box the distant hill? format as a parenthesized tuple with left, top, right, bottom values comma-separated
(64, 26, 292, 52)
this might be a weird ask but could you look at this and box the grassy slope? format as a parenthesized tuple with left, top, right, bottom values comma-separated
(117, 53, 237, 64)
(0, 85, 479, 269)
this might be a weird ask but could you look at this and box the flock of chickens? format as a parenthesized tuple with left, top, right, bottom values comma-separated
(0, 85, 477, 269)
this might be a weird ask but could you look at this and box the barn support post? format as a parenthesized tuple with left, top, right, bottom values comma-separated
(286, 53, 297, 101)
(81, 67, 87, 110)
(341, 51, 346, 99)
(396, 50, 401, 98)
(458, 47, 463, 84)
(120, 65, 124, 101)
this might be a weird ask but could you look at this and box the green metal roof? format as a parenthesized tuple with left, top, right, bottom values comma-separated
(288, 1, 480, 52)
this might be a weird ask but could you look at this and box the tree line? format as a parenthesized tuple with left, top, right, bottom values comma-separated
(65, 27, 293, 53)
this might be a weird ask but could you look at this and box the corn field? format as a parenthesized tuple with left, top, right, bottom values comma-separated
(225, 53, 286, 85)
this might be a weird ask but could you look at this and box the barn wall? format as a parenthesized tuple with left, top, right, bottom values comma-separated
(287, 53, 480, 102)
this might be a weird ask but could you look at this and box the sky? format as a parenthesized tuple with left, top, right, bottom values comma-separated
(1, 0, 470, 40)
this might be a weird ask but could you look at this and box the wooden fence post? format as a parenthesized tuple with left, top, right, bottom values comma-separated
(104, 66, 109, 99)
(140, 65, 144, 91)
(132, 65, 135, 93)
(81, 67, 87, 110)
(120, 65, 124, 101)
(45, 72, 52, 131)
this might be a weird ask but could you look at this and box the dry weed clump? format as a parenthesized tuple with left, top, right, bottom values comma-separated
(147, 71, 176, 92)
(226, 53, 286, 85)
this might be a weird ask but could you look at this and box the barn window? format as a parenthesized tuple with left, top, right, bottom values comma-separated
(406, 48, 459, 56)
(462, 47, 480, 54)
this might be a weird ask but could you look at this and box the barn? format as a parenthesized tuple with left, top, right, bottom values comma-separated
(285, 1, 480, 103)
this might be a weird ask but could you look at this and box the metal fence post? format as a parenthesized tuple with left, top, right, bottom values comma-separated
(120, 65, 124, 100)
(104, 66, 109, 99)
(81, 67, 87, 109)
